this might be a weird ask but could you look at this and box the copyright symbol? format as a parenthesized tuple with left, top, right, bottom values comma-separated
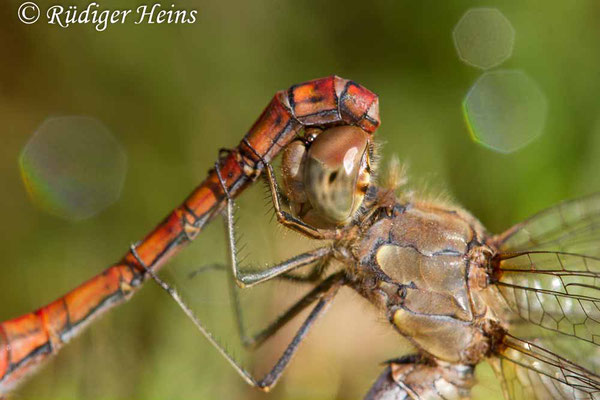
(18, 2, 40, 24)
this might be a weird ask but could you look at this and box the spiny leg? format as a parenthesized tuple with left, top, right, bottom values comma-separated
(214, 161, 334, 346)
(242, 270, 342, 350)
(214, 161, 333, 289)
(262, 161, 342, 240)
(186, 259, 330, 347)
(192, 160, 332, 346)
(239, 144, 342, 240)
(251, 272, 344, 390)
(188, 262, 327, 284)
(131, 242, 343, 391)
(221, 235, 331, 346)
(129, 243, 256, 387)
(275, 259, 329, 284)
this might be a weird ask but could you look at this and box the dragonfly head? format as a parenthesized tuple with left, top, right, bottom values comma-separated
(281, 125, 374, 228)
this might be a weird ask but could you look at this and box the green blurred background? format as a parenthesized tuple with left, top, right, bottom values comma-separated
(1, 0, 599, 399)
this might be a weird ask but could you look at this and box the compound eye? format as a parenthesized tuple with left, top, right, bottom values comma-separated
(304, 126, 370, 225)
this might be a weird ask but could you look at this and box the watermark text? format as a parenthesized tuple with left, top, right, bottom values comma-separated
(18, 2, 197, 31)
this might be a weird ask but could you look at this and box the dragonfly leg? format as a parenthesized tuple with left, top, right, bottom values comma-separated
(248, 271, 344, 390)
(219, 150, 340, 241)
(132, 241, 343, 391)
(240, 269, 341, 350)
(186, 259, 329, 347)
(185, 260, 333, 348)
(214, 162, 333, 288)
(188, 262, 327, 284)
(262, 161, 342, 240)
(364, 355, 475, 400)
(276, 260, 328, 283)
(226, 259, 332, 347)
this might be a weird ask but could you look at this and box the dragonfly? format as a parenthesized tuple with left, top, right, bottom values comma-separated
(144, 111, 600, 396)
(0, 76, 380, 396)
(2, 76, 599, 400)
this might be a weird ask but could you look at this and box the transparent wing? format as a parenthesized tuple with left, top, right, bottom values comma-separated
(489, 194, 600, 399)
(494, 193, 600, 256)
(494, 251, 600, 347)
(490, 335, 600, 400)
(492, 194, 600, 349)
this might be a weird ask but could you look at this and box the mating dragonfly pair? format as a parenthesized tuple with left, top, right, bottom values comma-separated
(1, 76, 599, 399)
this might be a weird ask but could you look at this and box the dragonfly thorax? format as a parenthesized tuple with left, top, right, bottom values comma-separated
(351, 201, 501, 365)
(281, 126, 373, 228)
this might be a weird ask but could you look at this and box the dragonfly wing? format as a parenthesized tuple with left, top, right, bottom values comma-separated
(490, 335, 600, 400)
(493, 251, 600, 348)
(489, 194, 600, 399)
(494, 193, 600, 256)
(492, 194, 600, 361)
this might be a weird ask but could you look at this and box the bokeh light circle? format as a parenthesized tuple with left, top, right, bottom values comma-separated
(20, 116, 127, 221)
(463, 70, 548, 154)
(453, 8, 515, 70)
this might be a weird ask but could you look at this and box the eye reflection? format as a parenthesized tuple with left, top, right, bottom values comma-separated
(343, 147, 359, 175)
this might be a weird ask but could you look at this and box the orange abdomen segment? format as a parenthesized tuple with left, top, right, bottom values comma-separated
(0, 263, 137, 392)
(0, 76, 380, 395)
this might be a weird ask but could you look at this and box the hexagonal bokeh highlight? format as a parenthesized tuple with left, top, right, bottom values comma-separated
(453, 8, 515, 70)
(20, 116, 127, 221)
(463, 70, 547, 153)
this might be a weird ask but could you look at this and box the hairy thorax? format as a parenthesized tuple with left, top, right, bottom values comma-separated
(347, 200, 506, 365)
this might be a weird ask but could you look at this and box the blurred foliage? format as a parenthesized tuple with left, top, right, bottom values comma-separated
(0, 0, 599, 399)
